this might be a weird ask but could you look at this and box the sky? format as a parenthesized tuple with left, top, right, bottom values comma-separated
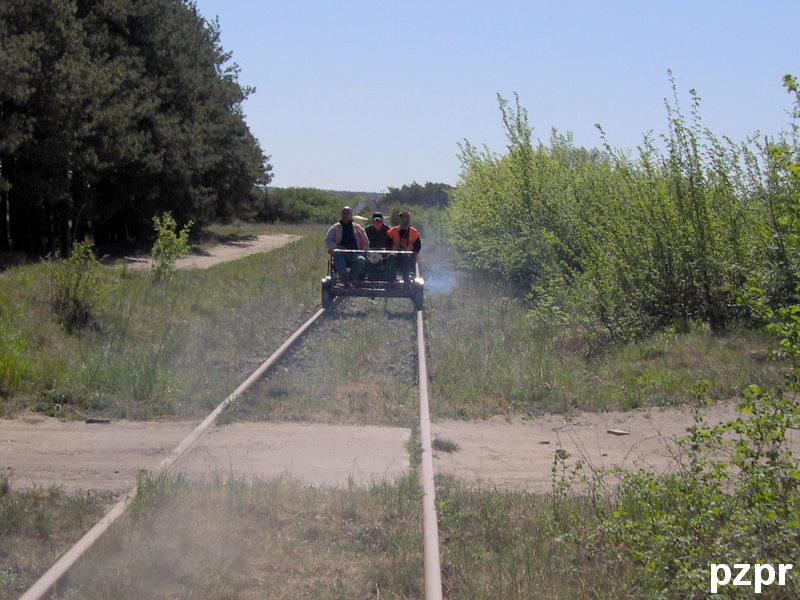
(193, 0, 799, 192)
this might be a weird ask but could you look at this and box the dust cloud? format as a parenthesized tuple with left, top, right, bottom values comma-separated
(421, 255, 458, 297)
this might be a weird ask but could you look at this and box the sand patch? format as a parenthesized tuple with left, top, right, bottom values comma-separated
(125, 233, 300, 271)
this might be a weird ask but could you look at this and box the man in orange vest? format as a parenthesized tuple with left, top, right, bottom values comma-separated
(386, 211, 421, 283)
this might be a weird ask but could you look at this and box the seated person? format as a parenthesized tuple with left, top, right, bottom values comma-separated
(386, 211, 421, 283)
(365, 212, 392, 249)
(364, 212, 392, 280)
(324, 206, 368, 283)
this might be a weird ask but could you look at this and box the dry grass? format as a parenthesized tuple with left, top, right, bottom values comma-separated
(41, 472, 649, 600)
(0, 478, 106, 599)
(54, 473, 424, 599)
(221, 299, 420, 427)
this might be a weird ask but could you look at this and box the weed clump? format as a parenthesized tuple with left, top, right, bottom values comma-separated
(432, 437, 459, 453)
(46, 241, 108, 332)
(151, 212, 192, 281)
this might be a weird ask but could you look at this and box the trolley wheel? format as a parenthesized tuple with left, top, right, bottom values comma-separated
(412, 288, 424, 311)
(322, 286, 333, 309)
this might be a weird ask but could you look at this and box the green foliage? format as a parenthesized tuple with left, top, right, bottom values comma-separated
(254, 187, 341, 223)
(0, 224, 323, 419)
(150, 212, 192, 281)
(594, 291, 800, 598)
(450, 95, 594, 299)
(0, 321, 32, 396)
(384, 181, 453, 209)
(46, 241, 108, 332)
(550, 447, 584, 517)
(0, 0, 270, 253)
(425, 255, 782, 417)
(450, 77, 800, 344)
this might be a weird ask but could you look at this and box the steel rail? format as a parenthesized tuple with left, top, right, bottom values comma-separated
(19, 307, 328, 600)
(416, 308, 444, 599)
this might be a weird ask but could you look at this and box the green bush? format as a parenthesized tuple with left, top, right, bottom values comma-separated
(592, 292, 800, 597)
(47, 241, 107, 332)
(449, 77, 800, 344)
(151, 212, 192, 281)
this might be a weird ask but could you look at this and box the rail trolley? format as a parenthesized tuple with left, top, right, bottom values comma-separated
(321, 249, 424, 310)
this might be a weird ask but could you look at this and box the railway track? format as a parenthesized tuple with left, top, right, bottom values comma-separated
(20, 299, 443, 600)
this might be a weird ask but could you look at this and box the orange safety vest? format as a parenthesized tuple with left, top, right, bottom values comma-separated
(387, 226, 420, 251)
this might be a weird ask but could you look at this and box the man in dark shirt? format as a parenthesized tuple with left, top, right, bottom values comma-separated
(324, 206, 368, 282)
(365, 212, 391, 249)
(364, 212, 392, 280)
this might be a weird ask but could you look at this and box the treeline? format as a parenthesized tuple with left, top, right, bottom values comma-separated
(384, 181, 452, 208)
(253, 182, 454, 224)
(252, 187, 341, 223)
(0, 0, 270, 254)
(449, 81, 800, 343)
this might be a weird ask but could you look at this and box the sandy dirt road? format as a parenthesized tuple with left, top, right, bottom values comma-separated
(0, 417, 409, 495)
(432, 402, 758, 492)
(4, 401, 790, 496)
(125, 232, 300, 271)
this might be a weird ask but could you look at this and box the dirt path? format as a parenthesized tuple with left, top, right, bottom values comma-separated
(181, 422, 409, 488)
(125, 233, 300, 271)
(0, 417, 408, 496)
(4, 401, 792, 495)
(433, 403, 751, 492)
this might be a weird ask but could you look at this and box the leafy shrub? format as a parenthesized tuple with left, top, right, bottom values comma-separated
(151, 212, 192, 281)
(593, 292, 800, 597)
(47, 241, 106, 332)
(449, 76, 800, 344)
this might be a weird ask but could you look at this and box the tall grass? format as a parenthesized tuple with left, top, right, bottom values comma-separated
(0, 320, 33, 398)
(0, 224, 324, 419)
(32, 470, 693, 599)
(1, 215, 782, 421)
(424, 248, 783, 417)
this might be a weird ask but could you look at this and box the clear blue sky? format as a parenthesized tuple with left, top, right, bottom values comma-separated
(194, 0, 799, 192)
